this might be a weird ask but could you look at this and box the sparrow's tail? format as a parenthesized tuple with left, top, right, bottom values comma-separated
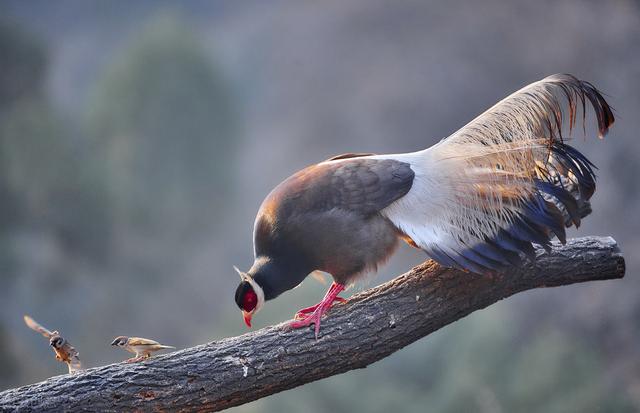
(158, 345, 176, 350)
(381, 74, 614, 274)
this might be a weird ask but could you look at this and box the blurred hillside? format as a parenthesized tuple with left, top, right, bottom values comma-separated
(0, 1, 638, 412)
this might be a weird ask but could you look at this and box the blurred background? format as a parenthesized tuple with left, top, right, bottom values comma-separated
(0, 0, 638, 411)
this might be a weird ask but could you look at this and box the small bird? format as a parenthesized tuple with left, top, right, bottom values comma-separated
(111, 336, 175, 363)
(234, 74, 614, 338)
(23, 315, 83, 374)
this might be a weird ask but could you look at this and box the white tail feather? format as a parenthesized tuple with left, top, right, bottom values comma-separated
(376, 74, 613, 273)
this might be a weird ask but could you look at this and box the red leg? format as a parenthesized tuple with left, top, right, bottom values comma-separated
(294, 282, 342, 318)
(294, 296, 347, 318)
(290, 282, 346, 339)
(294, 283, 347, 318)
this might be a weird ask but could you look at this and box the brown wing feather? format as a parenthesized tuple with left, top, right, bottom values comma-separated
(128, 337, 161, 346)
(24, 315, 55, 339)
(64, 344, 83, 373)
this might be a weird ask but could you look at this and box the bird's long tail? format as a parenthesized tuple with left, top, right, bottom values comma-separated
(382, 74, 614, 274)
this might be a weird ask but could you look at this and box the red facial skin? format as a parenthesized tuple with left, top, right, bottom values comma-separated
(242, 290, 258, 328)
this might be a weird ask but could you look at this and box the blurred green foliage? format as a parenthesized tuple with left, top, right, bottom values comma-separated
(0, 20, 45, 231)
(0, 12, 239, 387)
(0, 21, 45, 111)
(88, 14, 237, 239)
(1, 98, 111, 261)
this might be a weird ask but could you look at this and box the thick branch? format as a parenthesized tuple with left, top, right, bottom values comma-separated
(1, 236, 625, 412)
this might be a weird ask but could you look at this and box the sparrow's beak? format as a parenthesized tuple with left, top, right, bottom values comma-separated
(242, 311, 252, 328)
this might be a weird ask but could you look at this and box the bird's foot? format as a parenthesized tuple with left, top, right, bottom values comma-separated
(294, 296, 346, 318)
(290, 282, 345, 339)
(125, 356, 144, 363)
(290, 307, 327, 339)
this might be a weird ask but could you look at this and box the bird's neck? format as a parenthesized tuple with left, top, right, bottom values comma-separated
(250, 256, 311, 301)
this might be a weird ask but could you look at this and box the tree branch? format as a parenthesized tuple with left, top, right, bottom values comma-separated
(1, 236, 625, 412)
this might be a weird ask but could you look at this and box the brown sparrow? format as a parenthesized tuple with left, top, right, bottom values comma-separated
(111, 336, 175, 363)
(23, 315, 83, 374)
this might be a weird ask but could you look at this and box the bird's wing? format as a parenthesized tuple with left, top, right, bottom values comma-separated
(320, 157, 415, 216)
(23, 315, 55, 339)
(62, 343, 82, 373)
(127, 337, 161, 346)
(257, 157, 414, 237)
(380, 74, 613, 274)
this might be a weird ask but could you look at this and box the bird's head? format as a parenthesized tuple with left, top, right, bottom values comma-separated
(111, 336, 129, 347)
(49, 335, 65, 349)
(234, 266, 264, 328)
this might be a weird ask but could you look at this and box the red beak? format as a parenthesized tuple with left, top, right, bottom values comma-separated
(242, 311, 252, 328)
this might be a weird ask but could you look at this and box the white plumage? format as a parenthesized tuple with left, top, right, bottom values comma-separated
(374, 74, 613, 273)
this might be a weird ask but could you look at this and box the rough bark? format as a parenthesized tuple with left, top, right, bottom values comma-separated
(0, 236, 625, 412)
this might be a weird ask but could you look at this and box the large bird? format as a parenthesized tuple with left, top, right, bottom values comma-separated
(234, 74, 614, 338)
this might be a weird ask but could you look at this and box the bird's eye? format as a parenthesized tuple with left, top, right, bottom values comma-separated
(242, 290, 258, 312)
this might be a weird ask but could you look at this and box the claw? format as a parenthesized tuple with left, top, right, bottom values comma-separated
(294, 303, 321, 318)
(289, 282, 346, 338)
(294, 296, 346, 319)
(290, 310, 324, 339)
